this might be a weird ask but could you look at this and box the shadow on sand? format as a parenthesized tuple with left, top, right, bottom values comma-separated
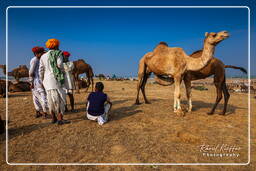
(5, 122, 52, 141)
(183, 100, 247, 115)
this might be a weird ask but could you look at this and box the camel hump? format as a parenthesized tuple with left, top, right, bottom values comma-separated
(153, 42, 169, 54)
(159, 41, 168, 46)
(77, 59, 85, 63)
(190, 50, 203, 58)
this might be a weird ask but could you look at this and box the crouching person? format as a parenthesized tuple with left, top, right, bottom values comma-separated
(85, 82, 112, 125)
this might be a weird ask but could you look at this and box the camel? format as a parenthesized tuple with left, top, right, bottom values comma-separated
(73, 59, 94, 92)
(0, 64, 29, 82)
(8, 81, 31, 92)
(0, 80, 7, 97)
(98, 74, 106, 80)
(0, 80, 15, 97)
(135, 31, 229, 116)
(154, 50, 247, 115)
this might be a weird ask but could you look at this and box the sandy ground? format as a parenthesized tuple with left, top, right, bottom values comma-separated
(0, 80, 255, 170)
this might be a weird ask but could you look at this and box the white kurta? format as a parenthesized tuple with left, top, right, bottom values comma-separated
(39, 50, 66, 114)
(29, 57, 48, 113)
(39, 50, 63, 91)
(63, 61, 75, 93)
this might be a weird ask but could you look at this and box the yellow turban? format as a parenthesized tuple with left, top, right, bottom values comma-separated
(45, 39, 60, 49)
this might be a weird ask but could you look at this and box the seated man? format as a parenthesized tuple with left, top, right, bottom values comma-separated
(85, 82, 112, 125)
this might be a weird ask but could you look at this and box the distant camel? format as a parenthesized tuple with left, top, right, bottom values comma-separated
(98, 74, 106, 80)
(155, 50, 247, 115)
(135, 31, 229, 116)
(0, 80, 8, 97)
(0, 64, 29, 82)
(73, 59, 94, 92)
(8, 81, 31, 92)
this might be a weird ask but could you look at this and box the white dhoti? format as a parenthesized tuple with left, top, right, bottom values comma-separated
(32, 87, 48, 113)
(86, 103, 111, 125)
(46, 88, 66, 114)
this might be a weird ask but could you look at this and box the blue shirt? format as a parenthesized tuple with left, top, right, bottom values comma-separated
(87, 91, 107, 116)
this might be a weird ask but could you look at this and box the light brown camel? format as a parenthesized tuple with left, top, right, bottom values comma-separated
(0, 64, 29, 82)
(73, 59, 94, 92)
(135, 31, 229, 116)
(154, 50, 247, 115)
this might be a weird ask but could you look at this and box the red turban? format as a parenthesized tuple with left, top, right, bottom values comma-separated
(63, 51, 71, 57)
(32, 46, 45, 54)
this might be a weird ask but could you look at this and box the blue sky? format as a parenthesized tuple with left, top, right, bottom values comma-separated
(0, 0, 255, 77)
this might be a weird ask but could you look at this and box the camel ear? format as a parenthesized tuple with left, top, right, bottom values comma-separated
(205, 32, 209, 37)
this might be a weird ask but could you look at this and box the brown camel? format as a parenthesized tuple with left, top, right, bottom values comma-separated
(73, 59, 94, 92)
(8, 81, 31, 92)
(0, 80, 8, 97)
(154, 50, 247, 115)
(0, 64, 29, 82)
(135, 31, 229, 116)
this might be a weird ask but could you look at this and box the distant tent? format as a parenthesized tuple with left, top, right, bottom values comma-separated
(112, 74, 117, 79)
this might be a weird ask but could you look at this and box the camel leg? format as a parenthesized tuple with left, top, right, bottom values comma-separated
(91, 76, 94, 92)
(208, 82, 223, 115)
(141, 72, 151, 104)
(135, 72, 145, 105)
(184, 77, 192, 112)
(135, 60, 147, 105)
(221, 82, 230, 115)
(85, 78, 90, 92)
(85, 73, 93, 92)
(74, 74, 80, 94)
(173, 76, 185, 116)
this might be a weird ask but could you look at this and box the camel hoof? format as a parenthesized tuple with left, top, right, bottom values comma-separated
(207, 112, 214, 115)
(134, 102, 141, 105)
(174, 109, 185, 117)
(145, 101, 151, 104)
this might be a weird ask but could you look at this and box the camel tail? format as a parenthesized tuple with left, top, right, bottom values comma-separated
(224, 65, 247, 74)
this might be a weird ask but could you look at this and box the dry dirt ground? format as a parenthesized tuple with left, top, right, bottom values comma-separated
(0, 80, 255, 170)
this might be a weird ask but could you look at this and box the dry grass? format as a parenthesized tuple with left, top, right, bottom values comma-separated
(0, 80, 255, 170)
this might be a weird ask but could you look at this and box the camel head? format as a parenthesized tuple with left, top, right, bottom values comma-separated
(0, 65, 6, 69)
(204, 31, 229, 46)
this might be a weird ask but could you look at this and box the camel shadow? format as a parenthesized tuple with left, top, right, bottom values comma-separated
(5, 122, 51, 141)
(109, 104, 142, 121)
(186, 100, 247, 115)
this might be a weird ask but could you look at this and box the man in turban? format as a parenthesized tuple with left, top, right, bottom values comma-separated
(39, 39, 70, 125)
(62, 51, 76, 112)
(30, 46, 49, 118)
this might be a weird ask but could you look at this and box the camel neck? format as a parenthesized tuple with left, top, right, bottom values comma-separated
(186, 43, 215, 71)
(201, 43, 215, 64)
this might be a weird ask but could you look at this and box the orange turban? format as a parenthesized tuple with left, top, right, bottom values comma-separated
(45, 39, 60, 49)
